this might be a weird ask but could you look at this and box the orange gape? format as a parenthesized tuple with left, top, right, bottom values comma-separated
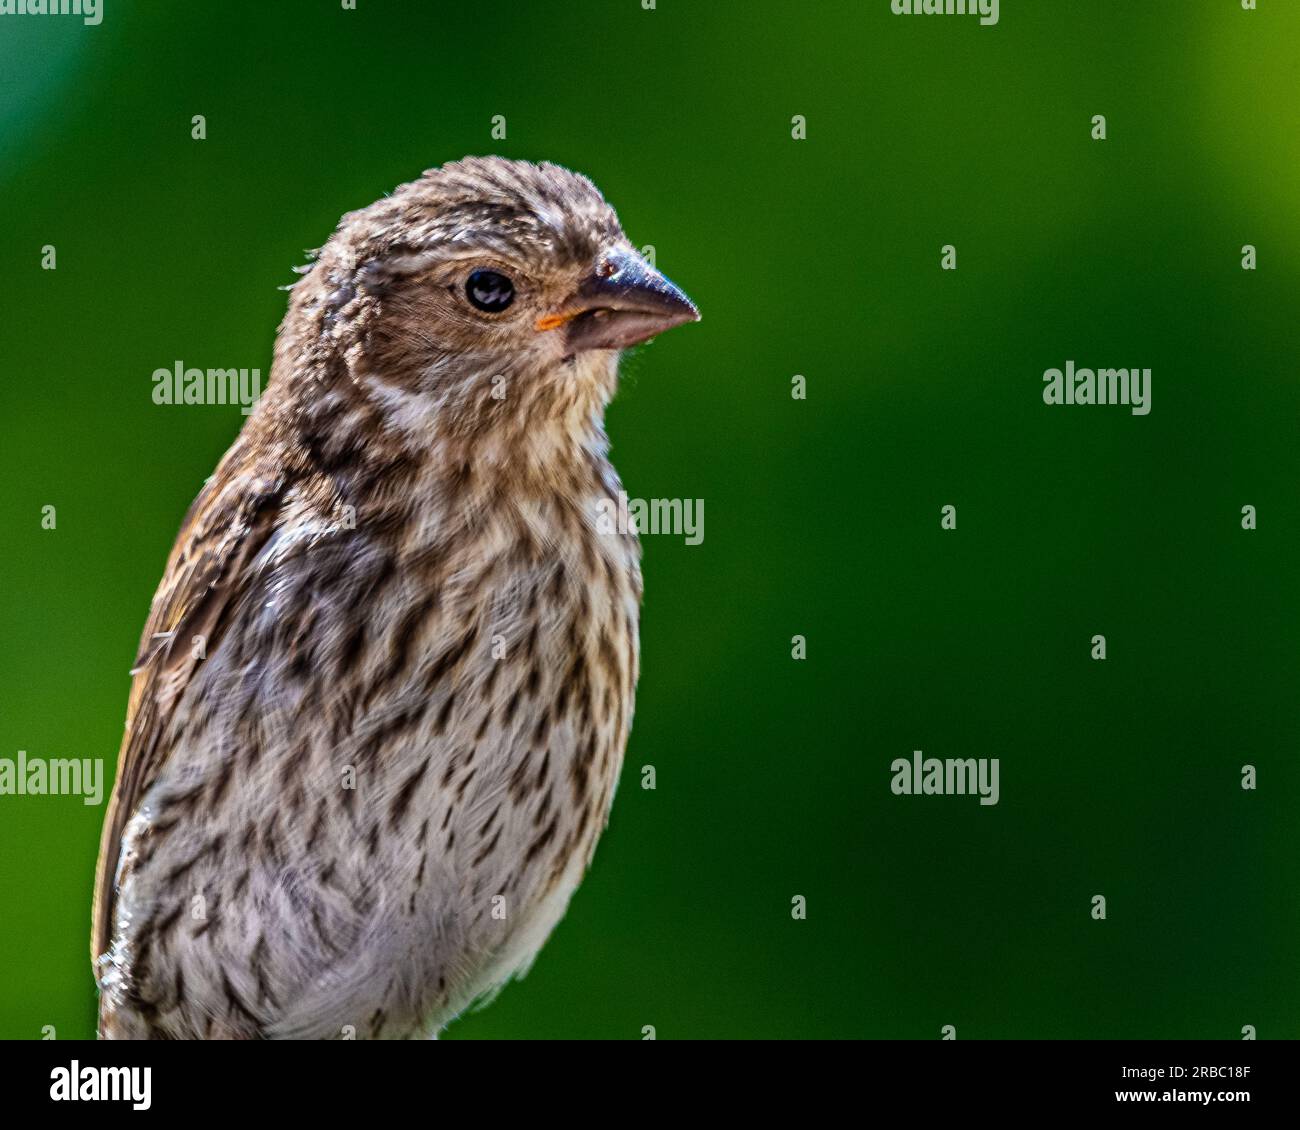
(535, 311, 579, 331)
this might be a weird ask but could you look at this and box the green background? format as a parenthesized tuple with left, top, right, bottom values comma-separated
(1, 0, 1296, 1040)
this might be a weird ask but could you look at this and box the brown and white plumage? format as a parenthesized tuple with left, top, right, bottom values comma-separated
(92, 157, 698, 1038)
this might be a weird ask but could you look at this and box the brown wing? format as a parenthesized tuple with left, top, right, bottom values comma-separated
(91, 450, 289, 966)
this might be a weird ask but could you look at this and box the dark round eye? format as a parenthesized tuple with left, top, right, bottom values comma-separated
(466, 269, 515, 313)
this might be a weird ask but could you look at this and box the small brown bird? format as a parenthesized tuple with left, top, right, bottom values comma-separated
(92, 157, 698, 1038)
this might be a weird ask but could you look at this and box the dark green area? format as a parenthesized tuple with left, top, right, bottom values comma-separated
(1, 0, 1296, 1040)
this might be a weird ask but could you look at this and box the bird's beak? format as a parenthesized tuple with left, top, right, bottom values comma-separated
(536, 247, 700, 352)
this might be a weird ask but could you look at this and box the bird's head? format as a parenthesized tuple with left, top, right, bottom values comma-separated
(272, 157, 698, 463)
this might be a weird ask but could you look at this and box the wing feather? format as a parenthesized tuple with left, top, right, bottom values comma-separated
(91, 455, 289, 966)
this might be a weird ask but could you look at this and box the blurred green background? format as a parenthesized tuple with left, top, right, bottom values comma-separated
(1, 0, 1297, 1040)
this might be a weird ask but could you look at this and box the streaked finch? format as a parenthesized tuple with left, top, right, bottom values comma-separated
(92, 156, 699, 1039)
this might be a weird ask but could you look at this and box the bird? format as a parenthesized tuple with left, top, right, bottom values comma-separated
(91, 156, 699, 1039)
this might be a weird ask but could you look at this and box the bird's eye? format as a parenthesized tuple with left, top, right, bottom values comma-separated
(465, 269, 515, 313)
